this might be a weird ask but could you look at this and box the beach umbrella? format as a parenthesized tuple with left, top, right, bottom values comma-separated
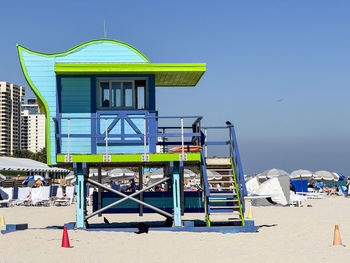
(314, 170, 338, 181)
(65, 171, 75, 181)
(149, 168, 164, 179)
(149, 168, 198, 179)
(89, 168, 108, 177)
(207, 170, 222, 180)
(258, 168, 289, 179)
(65, 171, 76, 184)
(23, 175, 48, 186)
(332, 172, 345, 181)
(109, 168, 135, 179)
(290, 169, 315, 180)
(184, 169, 199, 178)
(331, 173, 340, 181)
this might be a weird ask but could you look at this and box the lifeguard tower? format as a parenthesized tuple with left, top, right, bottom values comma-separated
(17, 39, 252, 232)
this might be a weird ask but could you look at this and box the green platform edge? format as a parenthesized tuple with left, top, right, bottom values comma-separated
(56, 153, 201, 163)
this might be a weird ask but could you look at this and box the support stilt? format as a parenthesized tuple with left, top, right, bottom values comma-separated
(172, 162, 182, 227)
(74, 162, 86, 229)
(97, 166, 102, 217)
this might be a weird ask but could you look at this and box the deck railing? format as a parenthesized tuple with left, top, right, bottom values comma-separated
(53, 113, 202, 161)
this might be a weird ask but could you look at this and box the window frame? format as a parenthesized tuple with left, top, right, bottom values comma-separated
(97, 79, 136, 110)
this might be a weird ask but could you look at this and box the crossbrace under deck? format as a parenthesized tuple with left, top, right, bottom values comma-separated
(59, 123, 248, 230)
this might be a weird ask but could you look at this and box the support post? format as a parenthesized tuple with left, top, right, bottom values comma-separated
(98, 166, 102, 217)
(139, 166, 143, 216)
(180, 163, 185, 216)
(74, 162, 86, 229)
(172, 162, 182, 227)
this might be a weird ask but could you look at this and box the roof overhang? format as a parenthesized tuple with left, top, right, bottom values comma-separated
(54, 63, 206, 86)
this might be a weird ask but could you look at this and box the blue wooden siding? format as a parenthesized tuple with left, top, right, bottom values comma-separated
(20, 51, 57, 163)
(96, 144, 149, 154)
(56, 42, 147, 63)
(61, 78, 91, 113)
(19, 41, 148, 164)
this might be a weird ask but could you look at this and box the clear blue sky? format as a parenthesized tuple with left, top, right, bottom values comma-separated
(1, 0, 349, 175)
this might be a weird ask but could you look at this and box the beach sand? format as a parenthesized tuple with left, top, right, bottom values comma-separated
(0, 196, 349, 263)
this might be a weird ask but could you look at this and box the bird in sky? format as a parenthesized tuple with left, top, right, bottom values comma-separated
(226, 121, 232, 126)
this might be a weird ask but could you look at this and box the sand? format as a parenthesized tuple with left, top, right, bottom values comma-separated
(0, 196, 349, 263)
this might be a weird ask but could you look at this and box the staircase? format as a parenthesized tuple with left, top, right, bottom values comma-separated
(200, 125, 247, 227)
(203, 157, 244, 226)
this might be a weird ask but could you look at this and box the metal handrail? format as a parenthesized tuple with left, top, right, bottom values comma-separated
(53, 115, 202, 120)
(229, 126, 247, 196)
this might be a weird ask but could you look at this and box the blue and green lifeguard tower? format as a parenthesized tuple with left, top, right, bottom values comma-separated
(17, 39, 252, 232)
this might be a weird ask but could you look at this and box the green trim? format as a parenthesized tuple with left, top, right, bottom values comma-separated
(17, 46, 52, 165)
(54, 63, 206, 87)
(56, 153, 201, 163)
(16, 39, 149, 62)
(55, 63, 205, 72)
(230, 158, 245, 226)
(206, 214, 211, 227)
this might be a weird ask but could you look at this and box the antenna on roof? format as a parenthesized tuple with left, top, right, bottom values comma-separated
(104, 20, 107, 39)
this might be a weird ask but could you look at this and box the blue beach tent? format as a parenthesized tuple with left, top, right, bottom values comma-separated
(291, 179, 308, 193)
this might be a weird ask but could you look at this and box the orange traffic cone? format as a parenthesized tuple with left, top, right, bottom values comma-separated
(61, 226, 73, 248)
(333, 224, 343, 246)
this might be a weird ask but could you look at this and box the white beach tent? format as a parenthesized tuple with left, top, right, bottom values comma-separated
(246, 177, 260, 195)
(252, 175, 290, 206)
(289, 169, 315, 180)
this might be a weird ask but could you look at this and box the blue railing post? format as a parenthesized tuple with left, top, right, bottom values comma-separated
(200, 150, 211, 226)
(230, 126, 247, 196)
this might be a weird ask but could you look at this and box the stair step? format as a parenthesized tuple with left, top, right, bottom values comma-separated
(209, 208, 235, 213)
(209, 194, 237, 198)
(209, 186, 234, 190)
(207, 170, 232, 172)
(209, 206, 240, 209)
(208, 175, 234, 178)
(208, 199, 238, 202)
(207, 180, 233, 183)
(209, 217, 242, 222)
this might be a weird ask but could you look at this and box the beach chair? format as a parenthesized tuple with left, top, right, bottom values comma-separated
(16, 187, 30, 206)
(40, 186, 51, 206)
(86, 187, 94, 206)
(30, 187, 43, 206)
(66, 186, 75, 205)
(50, 185, 58, 198)
(56, 187, 63, 199)
(54, 186, 75, 206)
(290, 191, 307, 207)
(0, 187, 14, 207)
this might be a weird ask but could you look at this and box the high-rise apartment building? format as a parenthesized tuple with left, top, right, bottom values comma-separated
(0, 81, 25, 155)
(21, 99, 45, 153)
